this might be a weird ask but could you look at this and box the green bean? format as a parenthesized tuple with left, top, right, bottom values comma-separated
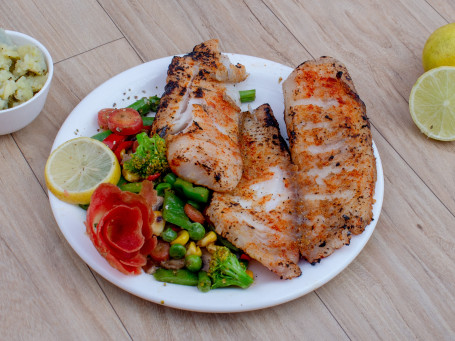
(118, 182, 142, 193)
(174, 178, 210, 203)
(153, 268, 198, 286)
(117, 176, 127, 186)
(197, 271, 211, 293)
(164, 173, 177, 185)
(142, 116, 155, 126)
(239, 89, 256, 103)
(156, 182, 172, 196)
(127, 96, 160, 116)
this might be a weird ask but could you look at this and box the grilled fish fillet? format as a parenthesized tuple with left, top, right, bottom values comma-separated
(283, 57, 376, 264)
(206, 104, 301, 279)
(151, 39, 247, 192)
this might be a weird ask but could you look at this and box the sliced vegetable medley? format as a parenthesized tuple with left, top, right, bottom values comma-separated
(77, 96, 254, 292)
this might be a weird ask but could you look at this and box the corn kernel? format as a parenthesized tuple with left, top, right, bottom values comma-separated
(171, 230, 190, 245)
(246, 270, 254, 279)
(205, 242, 217, 254)
(122, 168, 141, 182)
(186, 241, 202, 257)
(197, 231, 217, 247)
(151, 211, 165, 235)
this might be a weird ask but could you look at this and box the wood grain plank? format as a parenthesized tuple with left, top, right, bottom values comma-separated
(14, 38, 142, 190)
(425, 0, 455, 21)
(0, 0, 122, 62)
(0, 135, 130, 339)
(316, 126, 455, 339)
(97, 0, 311, 67)
(95, 277, 350, 340)
(261, 0, 455, 231)
(5, 1, 454, 339)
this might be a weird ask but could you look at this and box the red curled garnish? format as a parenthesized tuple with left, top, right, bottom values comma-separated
(85, 183, 158, 275)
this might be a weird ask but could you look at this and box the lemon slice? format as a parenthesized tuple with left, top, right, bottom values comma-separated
(45, 137, 121, 204)
(409, 66, 455, 141)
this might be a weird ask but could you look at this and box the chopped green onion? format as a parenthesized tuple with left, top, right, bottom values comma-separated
(239, 89, 256, 103)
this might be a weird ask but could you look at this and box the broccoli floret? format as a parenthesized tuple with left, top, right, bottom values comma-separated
(208, 246, 254, 289)
(123, 132, 169, 178)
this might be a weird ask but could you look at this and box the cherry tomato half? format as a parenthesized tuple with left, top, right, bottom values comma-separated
(98, 108, 115, 130)
(108, 108, 143, 136)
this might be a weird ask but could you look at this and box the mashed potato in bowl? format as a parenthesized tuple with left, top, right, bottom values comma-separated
(0, 29, 48, 110)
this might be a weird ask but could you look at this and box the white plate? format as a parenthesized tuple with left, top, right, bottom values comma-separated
(49, 54, 384, 313)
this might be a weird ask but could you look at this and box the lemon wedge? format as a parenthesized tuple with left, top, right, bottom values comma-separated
(409, 66, 455, 141)
(45, 137, 121, 204)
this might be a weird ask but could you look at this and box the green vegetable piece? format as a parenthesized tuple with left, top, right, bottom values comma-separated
(79, 204, 89, 210)
(127, 97, 150, 115)
(164, 173, 177, 185)
(161, 227, 177, 242)
(169, 244, 186, 259)
(118, 182, 142, 193)
(197, 271, 211, 293)
(156, 182, 172, 196)
(186, 222, 205, 241)
(153, 268, 198, 286)
(162, 190, 206, 239)
(127, 96, 160, 116)
(186, 200, 202, 211)
(123, 133, 169, 178)
(148, 95, 160, 112)
(174, 178, 210, 203)
(142, 116, 155, 126)
(208, 246, 254, 289)
(239, 89, 256, 103)
(162, 190, 193, 229)
(91, 130, 112, 141)
(185, 255, 202, 272)
(117, 175, 127, 186)
(239, 259, 249, 270)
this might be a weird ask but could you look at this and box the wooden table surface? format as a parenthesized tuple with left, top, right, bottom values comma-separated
(2, 0, 455, 340)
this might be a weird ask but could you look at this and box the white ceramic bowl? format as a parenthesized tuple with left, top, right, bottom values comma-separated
(0, 30, 53, 135)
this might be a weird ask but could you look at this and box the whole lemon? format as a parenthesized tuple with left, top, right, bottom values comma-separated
(422, 23, 455, 71)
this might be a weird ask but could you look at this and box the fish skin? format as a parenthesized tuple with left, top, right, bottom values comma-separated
(152, 39, 247, 192)
(206, 104, 302, 279)
(283, 56, 376, 264)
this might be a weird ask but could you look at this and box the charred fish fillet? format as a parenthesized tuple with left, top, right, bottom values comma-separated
(283, 57, 376, 264)
(151, 39, 247, 192)
(206, 104, 301, 279)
